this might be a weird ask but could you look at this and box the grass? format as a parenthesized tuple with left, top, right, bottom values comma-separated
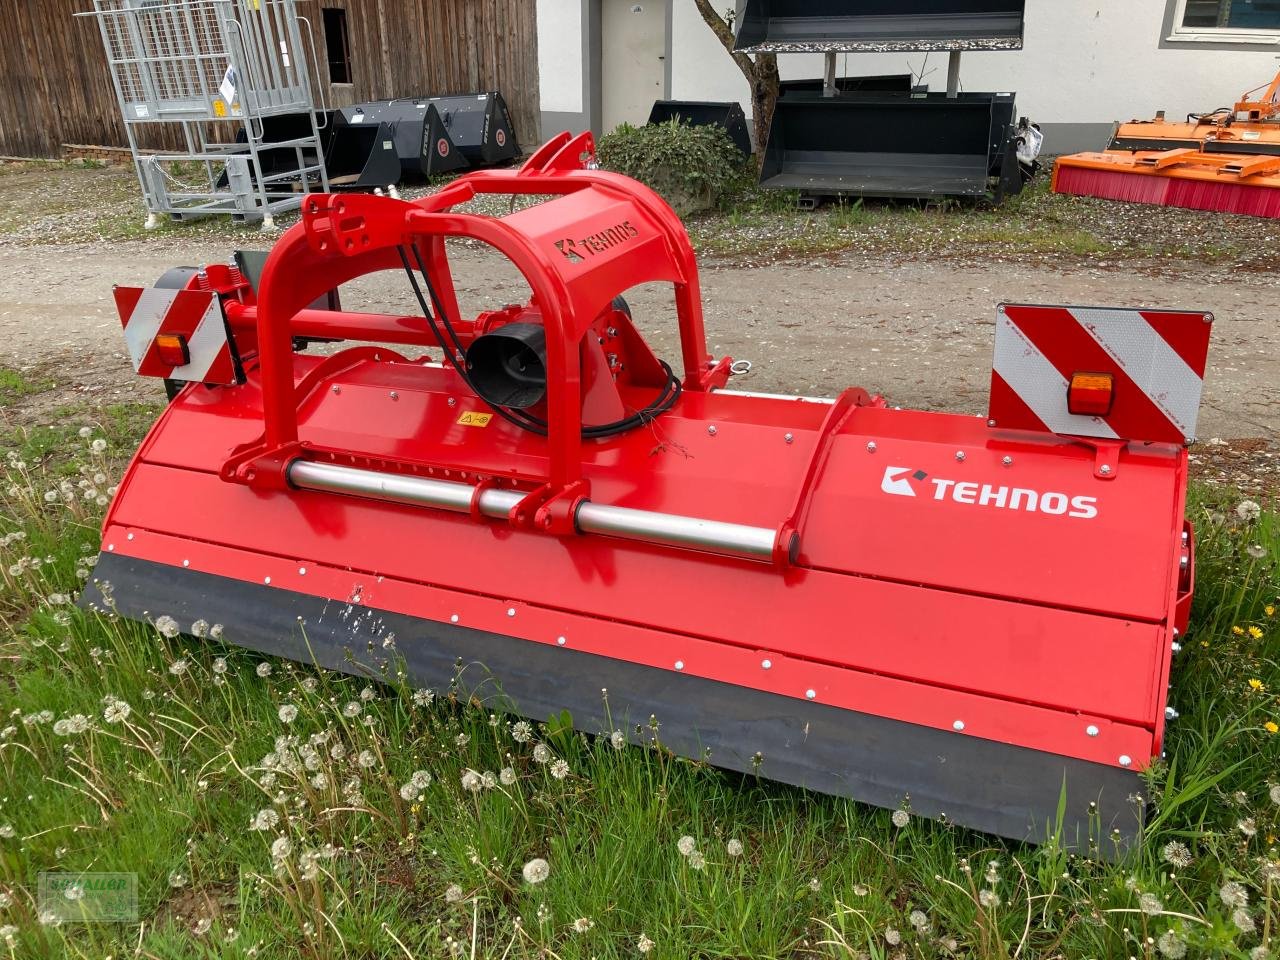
(0, 406, 1277, 959)
(3, 158, 1279, 271)
(0, 369, 54, 408)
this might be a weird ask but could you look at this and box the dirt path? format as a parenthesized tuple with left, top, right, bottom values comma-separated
(2, 239, 1275, 441)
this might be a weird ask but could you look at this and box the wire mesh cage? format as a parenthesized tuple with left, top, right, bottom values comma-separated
(82, 0, 330, 226)
(91, 0, 314, 121)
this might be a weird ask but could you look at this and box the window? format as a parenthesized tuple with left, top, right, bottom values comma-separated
(322, 7, 352, 84)
(1169, 0, 1280, 42)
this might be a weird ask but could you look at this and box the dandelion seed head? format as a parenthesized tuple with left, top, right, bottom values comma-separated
(1233, 907, 1256, 934)
(808, 877, 821, 893)
(255, 662, 273, 678)
(90, 438, 107, 454)
(212, 657, 227, 675)
(677, 835, 697, 857)
(500, 767, 517, 785)
(885, 928, 901, 946)
(891, 809, 910, 828)
(103, 699, 131, 724)
(411, 770, 431, 789)
(1139, 892, 1163, 915)
(550, 759, 570, 780)
(191, 619, 209, 638)
(1161, 841, 1193, 868)
(1238, 818, 1258, 837)
(1236, 500, 1262, 522)
(342, 701, 361, 717)
(637, 933, 655, 954)
(168, 658, 189, 676)
(572, 917, 594, 933)
(278, 704, 298, 724)
(908, 909, 930, 933)
(412, 688, 434, 707)
(78, 427, 93, 438)
(511, 720, 533, 743)
(610, 729, 625, 750)
(270, 836, 292, 862)
(359, 685, 375, 702)
(154, 614, 180, 638)
(1247, 543, 1267, 559)
(726, 838, 744, 857)
(460, 769, 482, 793)
(532, 742, 552, 764)
(444, 884, 464, 903)
(0, 825, 14, 840)
(250, 808, 280, 832)
(357, 749, 377, 768)
(1157, 930, 1186, 959)
(454, 733, 470, 749)
(522, 857, 550, 884)
(688, 850, 706, 870)
(978, 889, 1000, 908)
(1220, 880, 1249, 908)
(168, 870, 187, 888)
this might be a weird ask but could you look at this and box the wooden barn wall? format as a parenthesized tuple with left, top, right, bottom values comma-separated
(0, 0, 539, 159)
(306, 0, 540, 147)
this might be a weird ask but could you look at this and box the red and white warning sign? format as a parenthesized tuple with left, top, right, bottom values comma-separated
(113, 286, 241, 385)
(989, 303, 1212, 445)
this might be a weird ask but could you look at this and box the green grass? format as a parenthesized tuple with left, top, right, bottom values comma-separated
(0, 368, 54, 408)
(0, 415, 1277, 959)
(3, 160, 1278, 271)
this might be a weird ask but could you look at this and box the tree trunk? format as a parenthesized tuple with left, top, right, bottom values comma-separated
(691, 0, 780, 168)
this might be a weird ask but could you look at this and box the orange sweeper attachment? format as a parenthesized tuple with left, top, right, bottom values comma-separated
(1054, 68, 1280, 218)
(84, 132, 1214, 855)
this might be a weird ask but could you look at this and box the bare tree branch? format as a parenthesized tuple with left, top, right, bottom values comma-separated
(690, 0, 780, 165)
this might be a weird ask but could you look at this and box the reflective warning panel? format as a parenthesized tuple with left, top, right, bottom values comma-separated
(989, 303, 1213, 445)
(114, 286, 241, 386)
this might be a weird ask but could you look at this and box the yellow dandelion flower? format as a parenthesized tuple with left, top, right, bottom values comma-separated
(1248, 678, 1265, 692)
(1232, 625, 1245, 636)
(1266, 721, 1279, 735)
(1266, 605, 1276, 617)
(1201, 640, 1210, 648)
(1248, 626, 1264, 640)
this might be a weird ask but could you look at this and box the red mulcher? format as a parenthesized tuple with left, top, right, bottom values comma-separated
(84, 132, 1213, 854)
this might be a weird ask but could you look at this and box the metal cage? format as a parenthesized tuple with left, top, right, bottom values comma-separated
(83, 0, 330, 226)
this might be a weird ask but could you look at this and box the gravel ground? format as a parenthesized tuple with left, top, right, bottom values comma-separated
(1, 160, 1276, 491)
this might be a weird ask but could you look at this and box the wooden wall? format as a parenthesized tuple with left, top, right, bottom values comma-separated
(0, 0, 539, 159)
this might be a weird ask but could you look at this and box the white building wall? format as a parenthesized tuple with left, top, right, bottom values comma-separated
(537, 0, 584, 114)
(668, 0, 1280, 151)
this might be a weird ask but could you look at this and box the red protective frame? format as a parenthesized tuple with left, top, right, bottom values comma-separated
(228, 132, 728, 506)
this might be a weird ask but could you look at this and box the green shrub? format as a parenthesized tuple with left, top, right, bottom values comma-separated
(597, 119, 749, 216)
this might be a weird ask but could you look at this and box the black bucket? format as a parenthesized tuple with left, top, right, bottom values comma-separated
(218, 112, 323, 188)
(779, 75, 915, 97)
(320, 117, 401, 189)
(733, 0, 1026, 51)
(426, 92, 520, 166)
(647, 100, 752, 155)
(759, 92, 1024, 200)
(332, 101, 468, 181)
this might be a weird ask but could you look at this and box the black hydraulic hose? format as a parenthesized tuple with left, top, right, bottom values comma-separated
(397, 245, 682, 440)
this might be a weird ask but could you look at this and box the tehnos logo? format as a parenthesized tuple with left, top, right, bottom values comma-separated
(880, 466, 1098, 519)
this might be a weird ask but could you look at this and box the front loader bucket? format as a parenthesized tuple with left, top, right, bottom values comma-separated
(760, 92, 1022, 200)
(334, 101, 468, 181)
(733, 0, 1026, 51)
(647, 100, 752, 155)
(779, 74, 915, 97)
(85, 134, 1210, 856)
(427, 92, 520, 166)
(322, 118, 402, 189)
